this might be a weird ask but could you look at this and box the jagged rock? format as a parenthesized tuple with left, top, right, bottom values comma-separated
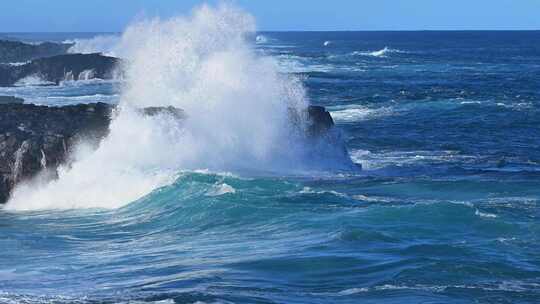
(0, 53, 121, 86)
(305, 105, 334, 137)
(0, 103, 341, 204)
(0, 103, 113, 204)
(0, 39, 73, 63)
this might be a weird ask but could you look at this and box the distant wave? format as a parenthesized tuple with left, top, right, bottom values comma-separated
(329, 105, 393, 123)
(349, 149, 470, 170)
(352, 47, 406, 58)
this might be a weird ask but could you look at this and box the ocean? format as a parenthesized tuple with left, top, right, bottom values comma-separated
(1, 25, 539, 304)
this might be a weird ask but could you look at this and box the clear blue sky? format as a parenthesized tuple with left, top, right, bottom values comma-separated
(1, 0, 539, 32)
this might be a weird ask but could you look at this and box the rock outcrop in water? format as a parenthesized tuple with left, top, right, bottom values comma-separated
(0, 103, 338, 204)
(0, 53, 121, 86)
(0, 39, 73, 63)
(0, 103, 113, 204)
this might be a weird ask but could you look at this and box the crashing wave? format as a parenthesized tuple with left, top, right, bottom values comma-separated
(6, 4, 354, 211)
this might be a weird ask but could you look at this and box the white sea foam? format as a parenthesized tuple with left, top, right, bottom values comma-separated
(349, 149, 470, 170)
(329, 105, 392, 123)
(336, 281, 540, 295)
(2, 61, 29, 66)
(206, 183, 236, 196)
(352, 47, 404, 58)
(475, 209, 498, 218)
(14, 74, 55, 86)
(6, 4, 349, 211)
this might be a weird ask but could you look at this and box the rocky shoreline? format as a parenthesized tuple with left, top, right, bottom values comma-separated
(0, 102, 113, 204)
(0, 39, 73, 63)
(0, 53, 121, 86)
(0, 102, 338, 205)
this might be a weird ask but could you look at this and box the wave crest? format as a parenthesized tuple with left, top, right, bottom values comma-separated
(353, 47, 405, 58)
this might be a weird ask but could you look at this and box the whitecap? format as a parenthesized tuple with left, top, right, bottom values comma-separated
(206, 183, 236, 196)
(475, 209, 498, 218)
(349, 149, 470, 170)
(329, 105, 392, 123)
(14, 74, 55, 86)
(338, 287, 369, 295)
(352, 47, 405, 58)
(299, 187, 348, 198)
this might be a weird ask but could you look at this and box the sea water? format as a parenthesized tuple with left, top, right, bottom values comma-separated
(1, 5, 539, 304)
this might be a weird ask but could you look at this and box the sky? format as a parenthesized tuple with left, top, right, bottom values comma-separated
(1, 0, 539, 32)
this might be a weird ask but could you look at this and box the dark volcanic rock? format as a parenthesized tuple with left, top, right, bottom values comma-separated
(0, 103, 114, 204)
(0, 40, 73, 63)
(305, 105, 334, 137)
(0, 53, 121, 86)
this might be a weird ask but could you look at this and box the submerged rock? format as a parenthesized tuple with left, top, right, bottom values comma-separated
(0, 103, 345, 204)
(0, 53, 121, 86)
(0, 39, 73, 63)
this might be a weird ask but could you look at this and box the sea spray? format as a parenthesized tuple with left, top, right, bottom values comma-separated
(67, 34, 121, 57)
(5, 4, 347, 211)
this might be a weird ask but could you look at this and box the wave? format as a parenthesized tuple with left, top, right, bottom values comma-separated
(349, 149, 472, 170)
(6, 4, 354, 211)
(329, 105, 393, 123)
(14, 74, 56, 86)
(352, 47, 405, 58)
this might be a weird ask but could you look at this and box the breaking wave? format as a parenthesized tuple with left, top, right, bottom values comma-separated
(352, 47, 405, 58)
(6, 4, 353, 211)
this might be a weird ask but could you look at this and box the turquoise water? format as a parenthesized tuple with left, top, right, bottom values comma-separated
(1, 31, 540, 303)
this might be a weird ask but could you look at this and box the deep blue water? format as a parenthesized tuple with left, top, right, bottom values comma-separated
(1, 31, 540, 303)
